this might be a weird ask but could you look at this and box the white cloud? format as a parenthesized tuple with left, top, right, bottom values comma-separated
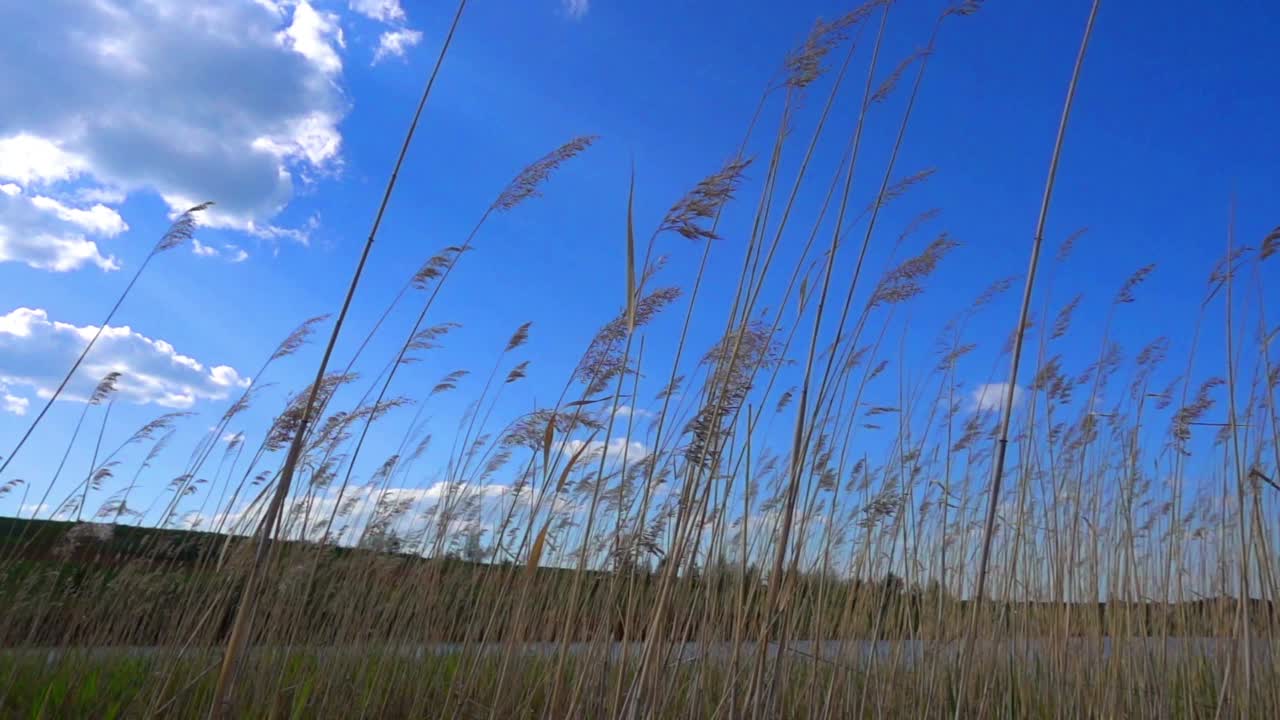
(563, 437, 650, 463)
(969, 382, 1024, 413)
(2, 387, 29, 415)
(176, 210, 319, 247)
(249, 111, 343, 168)
(209, 365, 246, 387)
(29, 196, 127, 236)
(0, 307, 250, 409)
(0, 134, 87, 185)
(253, 0, 289, 15)
(614, 405, 654, 420)
(0, 0, 347, 270)
(0, 187, 120, 271)
(278, 1, 345, 76)
(192, 239, 220, 258)
(191, 238, 253, 264)
(562, 0, 590, 20)
(348, 0, 419, 67)
(373, 28, 423, 64)
(74, 186, 127, 205)
(349, 0, 405, 23)
(225, 243, 251, 263)
(420, 481, 509, 501)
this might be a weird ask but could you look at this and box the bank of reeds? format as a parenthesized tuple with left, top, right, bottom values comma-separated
(3, 1, 1279, 717)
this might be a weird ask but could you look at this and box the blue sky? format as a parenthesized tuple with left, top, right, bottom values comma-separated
(1, 0, 1277, 555)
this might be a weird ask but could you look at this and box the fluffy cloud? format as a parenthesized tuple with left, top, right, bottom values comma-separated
(0, 184, 122, 271)
(614, 405, 655, 420)
(191, 239, 251, 263)
(191, 239, 220, 258)
(562, 0, 590, 20)
(2, 389, 29, 416)
(0, 135, 87, 185)
(349, 0, 406, 23)
(969, 382, 1024, 413)
(420, 481, 510, 501)
(227, 244, 251, 263)
(373, 28, 423, 64)
(0, 0, 347, 270)
(278, 0, 345, 76)
(0, 307, 249, 409)
(349, 0, 420, 66)
(28, 195, 128, 237)
(563, 437, 651, 463)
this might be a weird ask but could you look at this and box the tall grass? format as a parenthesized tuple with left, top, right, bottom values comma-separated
(2, 1, 1278, 718)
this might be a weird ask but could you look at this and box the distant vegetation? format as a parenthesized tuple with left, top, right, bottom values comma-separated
(3, 0, 1279, 717)
(1, 517, 1272, 648)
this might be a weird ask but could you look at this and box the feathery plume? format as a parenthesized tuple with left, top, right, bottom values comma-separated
(776, 388, 796, 413)
(1051, 294, 1083, 340)
(505, 322, 532, 352)
(659, 159, 751, 242)
(1172, 377, 1224, 448)
(1055, 227, 1087, 263)
(401, 322, 461, 364)
(505, 360, 530, 384)
(0, 478, 23, 499)
(430, 369, 470, 396)
(943, 0, 984, 18)
(897, 208, 942, 249)
(271, 315, 330, 362)
(154, 202, 213, 254)
(1262, 226, 1279, 261)
(1114, 264, 1156, 304)
(974, 275, 1017, 308)
(784, 2, 881, 90)
(89, 372, 123, 406)
(867, 167, 936, 214)
(871, 49, 931, 104)
(870, 233, 959, 306)
(575, 287, 681, 395)
(1205, 247, 1250, 304)
(124, 412, 192, 447)
(491, 136, 598, 212)
(412, 246, 467, 289)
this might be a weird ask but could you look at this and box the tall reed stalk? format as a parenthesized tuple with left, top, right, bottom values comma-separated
(207, 3, 470, 715)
